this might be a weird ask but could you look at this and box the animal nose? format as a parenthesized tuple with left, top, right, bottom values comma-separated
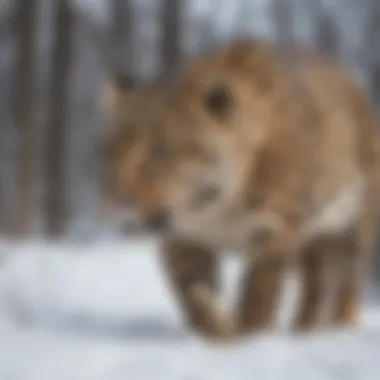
(145, 211, 170, 233)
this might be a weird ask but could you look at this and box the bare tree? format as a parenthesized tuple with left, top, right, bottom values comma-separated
(110, 0, 133, 75)
(272, 0, 294, 48)
(45, 0, 72, 237)
(9, 0, 38, 236)
(366, 0, 380, 106)
(316, 11, 338, 55)
(196, 0, 219, 55)
(304, 0, 338, 56)
(366, 0, 380, 285)
(161, 0, 182, 78)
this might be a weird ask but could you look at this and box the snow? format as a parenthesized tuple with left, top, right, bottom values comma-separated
(0, 238, 380, 380)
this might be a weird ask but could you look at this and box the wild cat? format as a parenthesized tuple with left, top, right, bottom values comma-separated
(102, 38, 380, 341)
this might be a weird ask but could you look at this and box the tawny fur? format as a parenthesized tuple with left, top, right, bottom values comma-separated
(102, 38, 380, 342)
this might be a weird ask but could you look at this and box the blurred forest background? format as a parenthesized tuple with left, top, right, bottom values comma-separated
(0, 0, 380, 242)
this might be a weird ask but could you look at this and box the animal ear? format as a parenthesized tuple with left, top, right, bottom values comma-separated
(102, 72, 135, 116)
(113, 72, 136, 92)
(204, 83, 233, 117)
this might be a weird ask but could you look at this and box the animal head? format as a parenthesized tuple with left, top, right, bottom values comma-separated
(101, 74, 170, 231)
(102, 40, 309, 241)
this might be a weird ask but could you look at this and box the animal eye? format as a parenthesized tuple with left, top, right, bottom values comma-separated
(204, 83, 233, 117)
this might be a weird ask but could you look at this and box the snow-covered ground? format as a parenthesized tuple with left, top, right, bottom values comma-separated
(0, 238, 380, 380)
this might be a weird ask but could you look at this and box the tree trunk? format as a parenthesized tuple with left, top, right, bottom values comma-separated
(110, 0, 132, 74)
(98, 0, 133, 223)
(9, 0, 38, 237)
(367, 0, 380, 286)
(272, 0, 294, 48)
(161, 0, 181, 78)
(45, 0, 72, 238)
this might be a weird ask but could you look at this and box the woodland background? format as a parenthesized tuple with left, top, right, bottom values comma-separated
(0, 0, 380, 241)
(1, 3, 380, 379)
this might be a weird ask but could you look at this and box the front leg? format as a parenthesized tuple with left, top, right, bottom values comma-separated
(293, 239, 329, 331)
(330, 219, 375, 328)
(160, 239, 237, 341)
(238, 253, 286, 334)
(237, 222, 298, 335)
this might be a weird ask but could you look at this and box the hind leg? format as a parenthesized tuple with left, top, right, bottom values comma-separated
(160, 239, 236, 341)
(237, 253, 286, 334)
(330, 220, 375, 327)
(236, 211, 307, 334)
(236, 225, 299, 334)
(293, 238, 330, 331)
